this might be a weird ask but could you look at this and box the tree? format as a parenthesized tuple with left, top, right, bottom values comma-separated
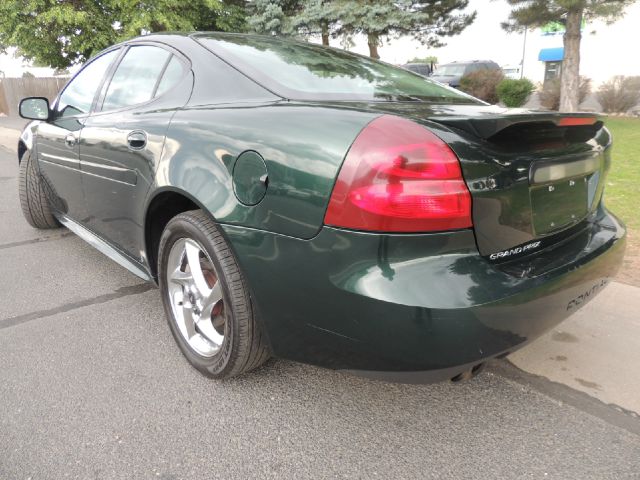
(0, 0, 247, 69)
(247, 0, 337, 45)
(247, 0, 475, 58)
(330, 0, 476, 59)
(290, 0, 337, 45)
(0, 1, 119, 69)
(502, 0, 637, 112)
(407, 56, 438, 64)
(247, 0, 303, 37)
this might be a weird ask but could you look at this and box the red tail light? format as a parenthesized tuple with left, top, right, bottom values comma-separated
(324, 115, 472, 232)
(557, 117, 597, 127)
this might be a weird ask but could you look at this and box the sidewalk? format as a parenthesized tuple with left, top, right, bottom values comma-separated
(0, 116, 21, 150)
(510, 281, 640, 415)
(0, 114, 28, 131)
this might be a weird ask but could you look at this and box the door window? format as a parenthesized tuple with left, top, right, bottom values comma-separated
(155, 56, 185, 97)
(102, 46, 171, 111)
(56, 49, 120, 118)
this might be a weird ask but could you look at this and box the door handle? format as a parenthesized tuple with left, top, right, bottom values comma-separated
(127, 131, 147, 150)
(65, 133, 77, 148)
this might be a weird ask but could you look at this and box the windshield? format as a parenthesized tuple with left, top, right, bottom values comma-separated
(194, 34, 479, 104)
(433, 65, 467, 76)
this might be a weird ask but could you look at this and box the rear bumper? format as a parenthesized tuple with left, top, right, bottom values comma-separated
(222, 208, 625, 382)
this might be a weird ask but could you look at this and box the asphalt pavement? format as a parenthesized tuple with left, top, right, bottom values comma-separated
(1, 132, 639, 479)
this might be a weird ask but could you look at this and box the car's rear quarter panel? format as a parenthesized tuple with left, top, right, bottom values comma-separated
(155, 104, 378, 239)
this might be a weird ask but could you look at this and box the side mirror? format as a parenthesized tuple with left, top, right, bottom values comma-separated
(19, 97, 50, 121)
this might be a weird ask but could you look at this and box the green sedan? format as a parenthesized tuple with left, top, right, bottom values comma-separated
(17, 33, 625, 382)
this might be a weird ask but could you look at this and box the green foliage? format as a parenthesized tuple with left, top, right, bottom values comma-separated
(247, 0, 335, 45)
(247, 0, 302, 36)
(0, 0, 247, 69)
(597, 76, 640, 113)
(459, 69, 505, 104)
(501, 0, 636, 31)
(496, 78, 534, 107)
(407, 56, 438, 64)
(603, 117, 640, 233)
(248, 0, 475, 57)
(539, 77, 591, 110)
(330, 0, 476, 58)
(289, 0, 336, 44)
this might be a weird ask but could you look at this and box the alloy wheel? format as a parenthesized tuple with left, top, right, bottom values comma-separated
(166, 238, 225, 357)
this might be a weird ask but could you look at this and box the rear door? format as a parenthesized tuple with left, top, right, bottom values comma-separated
(79, 43, 192, 259)
(36, 49, 120, 221)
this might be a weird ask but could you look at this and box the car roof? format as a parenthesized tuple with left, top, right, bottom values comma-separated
(442, 60, 498, 65)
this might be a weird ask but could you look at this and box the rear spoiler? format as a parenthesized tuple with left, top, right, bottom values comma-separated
(432, 113, 601, 140)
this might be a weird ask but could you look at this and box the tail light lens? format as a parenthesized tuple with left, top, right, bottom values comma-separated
(324, 115, 472, 232)
(557, 117, 597, 127)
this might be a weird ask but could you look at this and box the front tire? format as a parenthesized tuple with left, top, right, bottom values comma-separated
(18, 151, 60, 229)
(158, 210, 270, 378)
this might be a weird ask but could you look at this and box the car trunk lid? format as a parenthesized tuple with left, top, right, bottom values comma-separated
(428, 109, 609, 259)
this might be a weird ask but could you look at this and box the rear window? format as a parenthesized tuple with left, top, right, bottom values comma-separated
(433, 65, 467, 76)
(194, 34, 479, 104)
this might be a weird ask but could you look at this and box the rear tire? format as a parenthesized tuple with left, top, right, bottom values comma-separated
(18, 151, 60, 229)
(158, 210, 270, 379)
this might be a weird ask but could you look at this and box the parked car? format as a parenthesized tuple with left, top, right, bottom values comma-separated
(502, 64, 523, 80)
(402, 62, 432, 77)
(18, 33, 625, 382)
(431, 59, 500, 88)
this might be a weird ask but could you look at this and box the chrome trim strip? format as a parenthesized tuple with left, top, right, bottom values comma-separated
(55, 213, 151, 281)
(40, 152, 79, 168)
(532, 157, 601, 184)
(39, 159, 78, 172)
(80, 160, 138, 185)
(81, 160, 130, 173)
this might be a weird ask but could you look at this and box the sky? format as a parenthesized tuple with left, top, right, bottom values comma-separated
(1, 0, 639, 85)
(342, 0, 640, 85)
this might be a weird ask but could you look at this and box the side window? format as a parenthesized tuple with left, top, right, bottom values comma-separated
(56, 49, 119, 118)
(102, 46, 171, 111)
(155, 56, 185, 97)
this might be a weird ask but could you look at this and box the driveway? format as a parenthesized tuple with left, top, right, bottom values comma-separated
(1, 122, 639, 479)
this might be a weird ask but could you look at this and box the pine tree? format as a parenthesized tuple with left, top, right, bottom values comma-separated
(248, 0, 475, 58)
(290, 0, 336, 45)
(247, 0, 303, 37)
(331, 0, 476, 59)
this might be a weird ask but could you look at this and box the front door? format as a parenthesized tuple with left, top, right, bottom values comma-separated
(544, 61, 562, 83)
(36, 49, 120, 221)
(79, 44, 191, 260)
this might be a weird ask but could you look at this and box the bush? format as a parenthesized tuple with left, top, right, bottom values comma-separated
(597, 76, 640, 113)
(459, 69, 505, 104)
(496, 78, 535, 107)
(539, 77, 591, 110)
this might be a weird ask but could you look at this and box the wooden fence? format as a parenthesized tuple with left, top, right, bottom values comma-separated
(0, 77, 69, 116)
